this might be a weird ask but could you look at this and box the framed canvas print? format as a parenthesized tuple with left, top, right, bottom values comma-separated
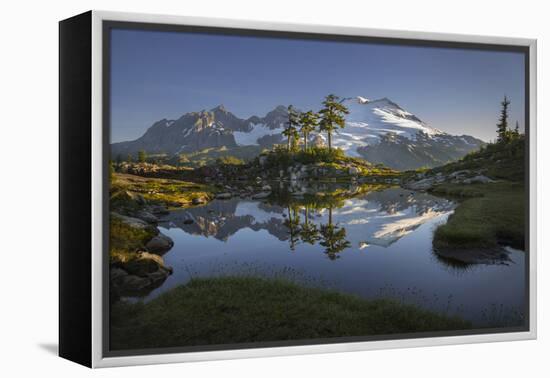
(59, 10, 537, 368)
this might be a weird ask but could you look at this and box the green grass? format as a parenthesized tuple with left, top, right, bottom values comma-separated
(111, 173, 215, 208)
(430, 137, 525, 182)
(109, 215, 158, 264)
(432, 182, 525, 250)
(110, 276, 470, 350)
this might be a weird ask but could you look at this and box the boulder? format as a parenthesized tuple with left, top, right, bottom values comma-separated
(149, 205, 169, 215)
(115, 274, 152, 293)
(405, 177, 435, 190)
(110, 261, 172, 297)
(110, 267, 129, 285)
(251, 192, 271, 199)
(448, 170, 471, 179)
(258, 155, 268, 166)
(122, 252, 167, 276)
(112, 213, 155, 231)
(145, 233, 174, 255)
(463, 175, 495, 184)
(135, 211, 158, 224)
(192, 197, 206, 205)
(135, 194, 147, 205)
(216, 192, 232, 199)
(348, 166, 360, 176)
(261, 184, 272, 191)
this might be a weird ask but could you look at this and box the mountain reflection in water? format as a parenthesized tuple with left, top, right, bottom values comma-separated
(162, 187, 455, 252)
(144, 184, 524, 326)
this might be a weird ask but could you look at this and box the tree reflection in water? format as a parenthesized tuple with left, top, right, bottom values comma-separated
(319, 207, 351, 260)
(299, 206, 320, 245)
(283, 201, 351, 260)
(284, 205, 301, 251)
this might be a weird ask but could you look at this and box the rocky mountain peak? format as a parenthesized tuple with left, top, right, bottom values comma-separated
(111, 98, 485, 170)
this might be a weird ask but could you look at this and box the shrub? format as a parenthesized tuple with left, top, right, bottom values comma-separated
(215, 156, 245, 166)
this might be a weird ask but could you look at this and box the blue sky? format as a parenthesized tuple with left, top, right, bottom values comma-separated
(110, 28, 525, 143)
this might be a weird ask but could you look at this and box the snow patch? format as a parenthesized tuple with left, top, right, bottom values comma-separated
(233, 123, 283, 146)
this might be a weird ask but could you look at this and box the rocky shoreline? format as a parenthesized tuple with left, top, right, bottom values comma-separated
(110, 211, 175, 299)
(400, 168, 522, 266)
(403, 169, 494, 191)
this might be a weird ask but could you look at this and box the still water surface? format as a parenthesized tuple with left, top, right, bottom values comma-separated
(144, 186, 524, 326)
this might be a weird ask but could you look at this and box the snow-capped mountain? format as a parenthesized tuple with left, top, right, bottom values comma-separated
(111, 97, 485, 170)
(332, 97, 444, 155)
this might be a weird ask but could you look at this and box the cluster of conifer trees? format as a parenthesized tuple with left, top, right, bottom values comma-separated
(496, 95, 522, 144)
(283, 94, 349, 152)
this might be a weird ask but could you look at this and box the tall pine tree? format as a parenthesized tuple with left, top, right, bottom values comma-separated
(319, 94, 349, 151)
(298, 110, 319, 151)
(496, 95, 511, 143)
(138, 150, 147, 163)
(283, 105, 300, 151)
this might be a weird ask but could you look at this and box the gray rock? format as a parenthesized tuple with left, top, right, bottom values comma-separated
(261, 184, 272, 191)
(150, 205, 169, 215)
(406, 177, 435, 190)
(112, 213, 153, 230)
(135, 194, 147, 205)
(348, 166, 360, 176)
(259, 155, 267, 166)
(145, 233, 174, 255)
(251, 192, 271, 199)
(463, 175, 494, 184)
(123, 252, 168, 277)
(110, 267, 128, 284)
(116, 274, 152, 292)
(192, 197, 205, 205)
(135, 211, 158, 224)
(448, 170, 471, 179)
(216, 192, 232, 199)
(415, 172, 425, 179)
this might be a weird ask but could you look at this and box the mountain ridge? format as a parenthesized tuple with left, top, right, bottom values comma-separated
(111, 97, 485, 170)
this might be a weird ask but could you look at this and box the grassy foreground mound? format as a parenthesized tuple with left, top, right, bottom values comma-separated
(426, 137, 526, 257)
(111, 172, 214, 209)
(111, 276, 470, 350)
(432, 182, 524, 251)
